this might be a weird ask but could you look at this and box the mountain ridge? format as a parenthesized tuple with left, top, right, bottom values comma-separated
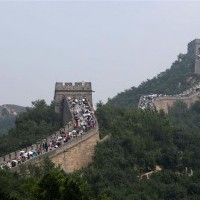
(0, 104, 26, 118)
(108, 54, 200, 107)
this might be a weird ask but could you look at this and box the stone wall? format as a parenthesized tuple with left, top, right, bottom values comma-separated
(187, 39, 200, 59)
(187, 39, 200, 74)
(54, 82, 94, 108)
(10, 125, 99, 173)
(195, 55, 200, 74)
(153, 92, 200, 113)
(54, 82, 94, 126)
(62, 97, 73, 126)
(51, 127, 99, 172)
(0, 121, 73, 163)
(2, 82, 99, 173)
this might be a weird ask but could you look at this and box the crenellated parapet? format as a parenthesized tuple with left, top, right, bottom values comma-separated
(0, 120, 73, 162)
(1, 94, 99, 173)
(138, 82, 200, 113)
(54, 82, 94, 125)
(9, 124, 99, 173)
(153, 92, 200, 113)
(1, 82, 99, 173)
(55, 82, 92, 91)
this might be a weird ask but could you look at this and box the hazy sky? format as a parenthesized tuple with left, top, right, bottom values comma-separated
(0, 1, 200, 107)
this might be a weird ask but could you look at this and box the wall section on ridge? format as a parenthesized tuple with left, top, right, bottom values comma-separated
(4, 81, 99, 173)
(153, 92, 200, 113)
(54, 82, 94, 126)
(10, 126, 99, 173)
(51, 128, 99, 173)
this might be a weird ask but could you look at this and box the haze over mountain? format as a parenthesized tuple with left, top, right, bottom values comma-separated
(1, 2, 200, 107)
(0, 104, 26, 118)
(2, 40, 200, 200)
(1, 1, 200, 199)
(108, 52, 200, 107)
(0, 104, 26, 136)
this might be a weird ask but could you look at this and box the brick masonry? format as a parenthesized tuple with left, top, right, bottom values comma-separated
(10, 126, 100, 173)
(153, 92, 200, 113)
(51, 130, 99, 172)
(7, 82, 99, 173)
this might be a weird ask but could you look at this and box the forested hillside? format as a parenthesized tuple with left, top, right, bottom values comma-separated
(108, 54, 200, 106)
(2, 54, 200, 199)
(0, 157, 104, 200)
(0, 117, 15, 136)
(82, 102, 200, 200)
(1, 101, 200, 199)
(0, 100, 60, 156)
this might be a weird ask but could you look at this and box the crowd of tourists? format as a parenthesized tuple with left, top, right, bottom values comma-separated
(0, 97, 96, 169)
(138, 82, 200, 110)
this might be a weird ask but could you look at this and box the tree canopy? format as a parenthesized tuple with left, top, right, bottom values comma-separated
(0, 100, 60, 156)
(82, 102, 200, 200)
(108, 54, 200, 107)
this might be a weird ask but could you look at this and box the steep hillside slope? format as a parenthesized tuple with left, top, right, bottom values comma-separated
(83, 104, 200, 200)
(108, 54, 200, 107)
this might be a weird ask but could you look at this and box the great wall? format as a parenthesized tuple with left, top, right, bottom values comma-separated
(1, 39, 200, 172)
(138, 83, 200, 113)
(0, 82, 100, 173)
(138, 39, 200, 112)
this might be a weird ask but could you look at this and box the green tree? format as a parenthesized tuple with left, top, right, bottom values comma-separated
(0, 100, 60, 156)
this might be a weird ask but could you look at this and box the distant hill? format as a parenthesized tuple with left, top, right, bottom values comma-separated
(108, 54, 200, 107)
(0, 100, 60, 156)
(0, 104, 26, 118)
(0, 104, 26, 136)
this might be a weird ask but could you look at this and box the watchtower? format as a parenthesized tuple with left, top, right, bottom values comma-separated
(54, 82, 94, 123)
(187, 39, 200, 74)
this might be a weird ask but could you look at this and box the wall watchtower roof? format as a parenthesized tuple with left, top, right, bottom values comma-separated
(55, 82, 93, 92)
(54, 81, 94, 111)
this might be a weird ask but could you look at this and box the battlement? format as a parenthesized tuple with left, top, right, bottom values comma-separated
(54, 82, 94, 120)
(55, 82, 92, 91)
(1, 95, 99, 173)
(138, 82, 200, 112)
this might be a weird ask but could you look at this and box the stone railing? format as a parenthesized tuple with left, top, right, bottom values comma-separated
(1, 96, 97, 171)
(153, 91, 200, 112)
(0, 121, 74, 164)
(138, 90, 200, 113)
(10, 122, 99, 172)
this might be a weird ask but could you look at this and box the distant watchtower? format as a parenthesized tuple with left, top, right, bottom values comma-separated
(187, 39, 200, 74)
(54, 82, 94, 117)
